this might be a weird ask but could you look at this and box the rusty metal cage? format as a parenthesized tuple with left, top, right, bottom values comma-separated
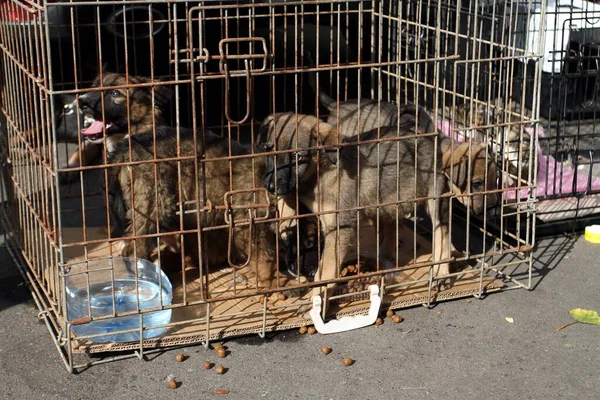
(0, 0, 544, 372)
(509, 0, 600, 231)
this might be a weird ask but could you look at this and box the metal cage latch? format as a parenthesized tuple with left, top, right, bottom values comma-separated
(223, 188, 271, 269)
(219, 37, 269, 125)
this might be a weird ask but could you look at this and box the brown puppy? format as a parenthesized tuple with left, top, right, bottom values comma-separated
(310, 73, 500, 215)
(307, 56, 399, 137)
(449, 101, 532, 183)
(440, 138, 499, 216)
(257, 110, 454, 301)
(78, 73, 171, 153)
(81, 73, 279, 288)
(108, 129, 279, 288)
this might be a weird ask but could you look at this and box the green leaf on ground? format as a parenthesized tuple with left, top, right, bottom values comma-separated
(569, 309, 600, 325)
(565, 343, 574, 348)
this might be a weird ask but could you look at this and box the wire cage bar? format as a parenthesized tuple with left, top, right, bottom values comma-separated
(508, 0, 600, 230)
(0, 0, 543, 372)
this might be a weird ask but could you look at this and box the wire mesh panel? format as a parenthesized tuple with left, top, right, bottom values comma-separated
(0, 0, 543, 372)
(510, 0, 600, 227)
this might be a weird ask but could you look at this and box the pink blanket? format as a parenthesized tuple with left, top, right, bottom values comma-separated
(437, 120, 600, 201)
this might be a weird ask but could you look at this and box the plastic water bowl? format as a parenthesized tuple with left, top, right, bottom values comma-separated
(66, 257, 173, 343)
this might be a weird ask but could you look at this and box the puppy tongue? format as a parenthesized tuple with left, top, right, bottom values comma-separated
(81, 120, 106, 136)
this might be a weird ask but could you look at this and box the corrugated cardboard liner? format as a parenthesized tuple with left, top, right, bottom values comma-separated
(62, 227, 503, 354)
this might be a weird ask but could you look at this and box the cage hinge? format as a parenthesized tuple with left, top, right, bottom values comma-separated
(172, 48, 211, 65)
(176, 199, 213, 216)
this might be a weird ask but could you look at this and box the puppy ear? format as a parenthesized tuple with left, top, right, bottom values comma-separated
(442, 143, 469, 190)
(131, 75, 172, 110)
(262, 114, 275, 127)
(255, 115, 275, 149)
(152, 83, 172, 110)
(314, 122, 339, 164)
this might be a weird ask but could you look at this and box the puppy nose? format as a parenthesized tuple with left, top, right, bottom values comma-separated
(78, 94, 91, 111)
(303, 236, 315, 249)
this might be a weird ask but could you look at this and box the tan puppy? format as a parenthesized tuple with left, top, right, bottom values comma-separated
(309, 71, 500, 215)
(440, 138, 500, 216)
(449, 101, 532, 182)
(257, 110, 454, 302)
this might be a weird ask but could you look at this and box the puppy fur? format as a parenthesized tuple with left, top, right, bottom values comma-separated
(310, 75, 500, 216)
(78, 73, 171, 153)
(440, 137, 499, 216)
(257, 110, 454, 298)
(108, 128, 279, 288)
(82, 73, 279, 287)
(307, 59, 399, 137)
(449, 100, 532, 183)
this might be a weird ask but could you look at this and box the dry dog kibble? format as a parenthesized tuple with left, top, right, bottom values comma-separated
(307, 326, 316, 335)
(168, 379, 178, 389)
(277, 293, 287, 301)
(203, 361, 213, 370)
(213, 343, 224, 351)
(391, 315, 404, 324)
(375, 318, 383, 325)
(216, 349, 226, 358)
(321, 346, 332, 355)
(175, 353, 185, 362)
(215, 366, 225, 375)
(386, 309, 394, 318)
(342, 358, 353, 366)
(299, 326, 308, 334)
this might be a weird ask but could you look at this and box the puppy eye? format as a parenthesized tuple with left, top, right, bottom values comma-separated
(263, 143, 273, 152)
(292, 152, 304, 162)
(62, 104, 74, 115)
(472, 180, 484, 191)
(109, 90, 121, 97)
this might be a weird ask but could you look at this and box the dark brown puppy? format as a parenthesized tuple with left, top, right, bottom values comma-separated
(80, 73, 279, 288)
(109, 129, 279, 288)
(78, 73, 171, 153)
(257, 110, 454, 300)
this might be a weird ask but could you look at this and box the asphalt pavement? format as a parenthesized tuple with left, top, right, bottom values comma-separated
(1, 233, 599, 400)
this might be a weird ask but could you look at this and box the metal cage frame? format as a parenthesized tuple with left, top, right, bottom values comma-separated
(0, 0, 544, 372)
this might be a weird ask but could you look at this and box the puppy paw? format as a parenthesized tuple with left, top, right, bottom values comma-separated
(436, 277, 453, 291)
(282, 286, 310, 299)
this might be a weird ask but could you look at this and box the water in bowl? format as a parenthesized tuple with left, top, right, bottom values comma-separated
(66, 258, 173, 343)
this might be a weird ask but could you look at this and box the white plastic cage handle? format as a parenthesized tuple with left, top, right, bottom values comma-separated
(309, 285, 382, 334)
